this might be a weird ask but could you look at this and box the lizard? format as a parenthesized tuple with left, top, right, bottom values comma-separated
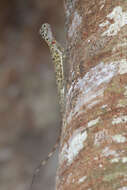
(40, 23, 66, 114)
(30, 23, 66, 189)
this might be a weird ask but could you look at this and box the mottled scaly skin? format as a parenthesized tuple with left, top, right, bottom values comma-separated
(30, 23, 66, 189)
(40, 23, 65, 114)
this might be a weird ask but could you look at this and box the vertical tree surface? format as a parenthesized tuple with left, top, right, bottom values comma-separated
(56, 0, 127, 189)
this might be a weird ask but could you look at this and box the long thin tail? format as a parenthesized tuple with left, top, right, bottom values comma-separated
(30, 135, 60, 189)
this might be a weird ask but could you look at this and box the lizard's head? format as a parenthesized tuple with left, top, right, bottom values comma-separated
(39, 23, 53, 42)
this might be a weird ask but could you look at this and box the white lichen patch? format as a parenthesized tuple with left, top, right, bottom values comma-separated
(118, 186, 127, 190)
(112, 134, 126, 143)
(99, 164, 103, 168)
(60, 127, 87, 165)
(75, 88, 104, 112)
(67, 88, 72, 98)
(112, 115, 127, 125)
(100, 6, 127, 36)
(122, 157, 127, 163)
(78, 176, 87, 184)
(108, 59, 127, 76)
(118, 59, 127, 74)
(65, 0, 77, 17)
(94, 129, 109, 146)
(87, 117, 100, 128)
(110, 158, 120, 163)
(77, 62, 116, 88)
(110, 157, 127, 163)
(67, 61, 117, 124)
(94, 157, 98, 160)
(99, 0, 105, 10)
(59, 143, 68, 165)
(102, 147, 119, 157)
(67, 129, 87, 164)
(87, 99, 101, 109)
(99, 20, 109, 27)
(68, 11, 82, 38)
(101, 104, 108, 109)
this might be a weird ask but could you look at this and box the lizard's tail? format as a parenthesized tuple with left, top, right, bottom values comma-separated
(29, 135, 60, 189)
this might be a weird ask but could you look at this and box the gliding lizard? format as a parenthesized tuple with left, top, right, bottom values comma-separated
(40, 23, 66, 114)
(30, 23, 66, 188)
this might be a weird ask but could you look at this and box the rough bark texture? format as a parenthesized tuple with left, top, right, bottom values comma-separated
(56, 0, 127, 189)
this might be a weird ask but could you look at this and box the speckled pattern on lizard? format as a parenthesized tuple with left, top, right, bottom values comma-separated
(40, 23, 66, 114)
(30, 23, 66, 189)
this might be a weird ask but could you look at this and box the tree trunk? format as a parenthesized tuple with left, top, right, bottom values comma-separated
(56, 0, 127, 189)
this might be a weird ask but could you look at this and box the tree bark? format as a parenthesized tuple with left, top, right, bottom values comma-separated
(56, 0, 127, 189)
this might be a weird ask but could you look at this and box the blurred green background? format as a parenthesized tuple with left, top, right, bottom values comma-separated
(0, 0, 65, 190)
